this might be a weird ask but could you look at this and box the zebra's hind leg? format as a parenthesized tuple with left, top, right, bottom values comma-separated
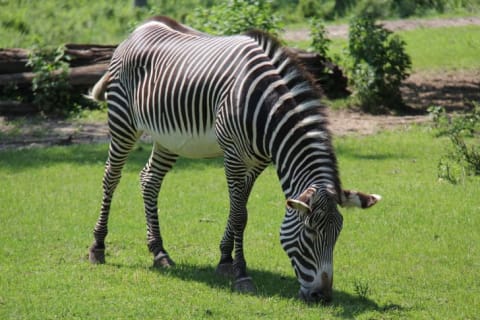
(89, 136, 138, 264)
(139, 143, 178, 268)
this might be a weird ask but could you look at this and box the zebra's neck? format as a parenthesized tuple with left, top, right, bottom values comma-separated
(272, 122, 340, 200)
(245, 31, 341, 198)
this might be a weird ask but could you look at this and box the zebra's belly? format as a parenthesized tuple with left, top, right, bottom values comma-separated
(148, 129, 223, 159)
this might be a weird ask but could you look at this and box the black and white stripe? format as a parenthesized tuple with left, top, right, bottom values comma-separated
(89, 17, 345, 302)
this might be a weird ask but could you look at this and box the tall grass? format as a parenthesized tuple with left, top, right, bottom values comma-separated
(1, 127, 478, 319)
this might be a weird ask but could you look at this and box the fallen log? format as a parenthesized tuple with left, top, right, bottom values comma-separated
(0, 63, 108, 88)
(0, 48, 30, 74)
(0, 44, 115, 74)
(64, 44, 116, 67)
(0, 100, 37, 115)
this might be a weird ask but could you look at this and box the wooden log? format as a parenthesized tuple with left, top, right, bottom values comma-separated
(67, 63, 109, 85)
(0, 48, 30, 74)
(0, 63, 108, 88)
(0, 45, 115, 74)
(64, 44, 116, 67)
(0, 100, 37, 115)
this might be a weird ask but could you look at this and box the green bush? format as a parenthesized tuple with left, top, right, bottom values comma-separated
(186, 0, 283, 37)
(27, 46, 74, 115)
(347, 14, 411, 113)
(438, 134, 480, 184)
(26, 46, 100, 116)
(430, 104, 480, 183)
(429, 105, 480, 137)
(309, 18, 331, 57)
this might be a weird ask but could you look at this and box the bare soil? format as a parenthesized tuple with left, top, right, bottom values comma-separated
(1, 17, 479, 149)
(284, 16, 480, 40)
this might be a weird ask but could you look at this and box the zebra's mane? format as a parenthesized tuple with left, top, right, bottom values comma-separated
(244, 30, 324, 104)
(144, 15, 206, 36)
(245, 30, 341, 195)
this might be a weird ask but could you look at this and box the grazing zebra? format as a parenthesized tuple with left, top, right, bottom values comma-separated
(88, 16, 381, 303)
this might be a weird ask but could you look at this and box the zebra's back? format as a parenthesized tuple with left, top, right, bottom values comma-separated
(108, 21, 269, 158)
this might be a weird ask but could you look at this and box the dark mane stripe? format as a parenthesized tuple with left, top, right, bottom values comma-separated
(145, 15, 206, 36)
(244, 30, 323, 99)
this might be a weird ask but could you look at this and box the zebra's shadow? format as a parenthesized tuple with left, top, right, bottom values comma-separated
(152, 262, 398, 317)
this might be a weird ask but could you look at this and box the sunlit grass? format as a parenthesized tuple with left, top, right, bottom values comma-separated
(400, 25, 480, 71)
(1, 127, 478, 319)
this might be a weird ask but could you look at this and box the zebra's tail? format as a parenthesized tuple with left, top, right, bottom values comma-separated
(87, 71, 110, 102)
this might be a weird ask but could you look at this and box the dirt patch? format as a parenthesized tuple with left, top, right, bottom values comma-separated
(402, 70, 480, 111)
(0, 106, 430, 151)
(0, 117, 111, 149)
(326, 109, 429, 137)
(284, 16, 480, 41)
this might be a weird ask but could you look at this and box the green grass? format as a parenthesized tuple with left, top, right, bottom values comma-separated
(0, 0, 214, 47)
(1, 127, 479, 319)
(400, 25, 480, 71)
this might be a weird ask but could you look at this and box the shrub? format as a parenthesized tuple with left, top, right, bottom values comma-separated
(438, 134, 480, 184)
(429, 105, 480, 137)
(347, 14, 411, 113)
(186, 0, 283, 37)
(27, 46, 73, 115)
(26, 46, 99, 116)
(309, 18, 331, 58)
(430, 104, 480, 183)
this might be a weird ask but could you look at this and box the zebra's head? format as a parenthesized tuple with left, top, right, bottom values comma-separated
(282, 184, 381, 303)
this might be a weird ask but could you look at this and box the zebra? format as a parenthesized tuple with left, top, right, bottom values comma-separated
(88, 16, 381, 303)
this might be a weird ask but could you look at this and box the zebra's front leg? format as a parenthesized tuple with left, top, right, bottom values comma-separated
(140, 144, 178, 268)
(217, 199, 253, 293)
(217, 156, 264, 293)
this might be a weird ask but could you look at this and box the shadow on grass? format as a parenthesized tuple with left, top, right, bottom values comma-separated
(152, 262, 404, 318)
(0, 142, 225, 171)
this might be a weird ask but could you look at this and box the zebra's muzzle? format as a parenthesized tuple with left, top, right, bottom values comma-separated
(298, 286, 332, 304)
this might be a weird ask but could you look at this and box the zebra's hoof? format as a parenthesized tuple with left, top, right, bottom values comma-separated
(234, 277, 256, 294)
(89, 247, 105, 264)
(215, 263, 234, 278)
(153, 253, 175, 268)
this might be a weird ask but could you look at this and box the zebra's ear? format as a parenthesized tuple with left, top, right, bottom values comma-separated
(340, 190, 382, 209)
(286, 198, 311, 214)
(286, 187, 316, 214)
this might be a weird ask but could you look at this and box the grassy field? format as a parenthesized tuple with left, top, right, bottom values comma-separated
(1, 3, 479, 318)
(1, 127, 479, 319)
(400, 25, 480, 71)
